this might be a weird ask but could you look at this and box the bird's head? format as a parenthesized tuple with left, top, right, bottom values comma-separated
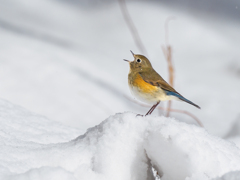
(124, 51, 152, 72)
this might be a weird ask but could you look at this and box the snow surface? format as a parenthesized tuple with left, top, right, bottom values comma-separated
(213, 171, 240, 180)
(1, 99, 240, 180)
(1, 1, 240, 179)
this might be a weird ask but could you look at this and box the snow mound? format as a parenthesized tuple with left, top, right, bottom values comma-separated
(213, 171, 240, 180)
(0, 99, 240, 180)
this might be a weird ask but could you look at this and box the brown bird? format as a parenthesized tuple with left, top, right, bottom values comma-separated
(124, 51, 200, 116)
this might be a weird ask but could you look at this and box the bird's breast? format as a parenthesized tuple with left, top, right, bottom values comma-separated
(128, 73, 166, 104)
(129, 73, 158, 93)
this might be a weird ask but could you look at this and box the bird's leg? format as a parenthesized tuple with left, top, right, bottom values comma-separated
(145, 104, 155, 116)
(145, 101, 160, 116)
(149, 101, 160, 114)
(145, 104, 156, 116)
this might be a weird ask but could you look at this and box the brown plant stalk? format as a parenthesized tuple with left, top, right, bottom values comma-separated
(118, 0, 147, 55)
(162, 17, 175, 117)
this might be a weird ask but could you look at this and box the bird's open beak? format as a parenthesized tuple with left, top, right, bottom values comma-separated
(130, 50, 134, 57)
(123, 50, 134, 62)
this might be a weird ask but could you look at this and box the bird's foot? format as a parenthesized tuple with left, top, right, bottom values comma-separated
(136, 114, 144, 117)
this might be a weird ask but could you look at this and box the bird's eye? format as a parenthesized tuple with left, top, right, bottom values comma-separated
(137, 59, 141, 63)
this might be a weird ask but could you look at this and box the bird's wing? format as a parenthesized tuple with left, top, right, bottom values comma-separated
(139, 69, 201, 109)
(138, 69, 179, 94)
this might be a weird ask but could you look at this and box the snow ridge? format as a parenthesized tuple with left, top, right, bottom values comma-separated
(0, 99, 240, 180)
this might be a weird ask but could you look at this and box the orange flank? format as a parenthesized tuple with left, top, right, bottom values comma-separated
(132, 73, 158, 93)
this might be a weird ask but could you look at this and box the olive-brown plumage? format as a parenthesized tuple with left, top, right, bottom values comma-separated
(124, 51, 200, 116)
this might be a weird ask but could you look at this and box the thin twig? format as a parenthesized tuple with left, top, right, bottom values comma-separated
(164, 17, 175, 46)
(165, 108, 204, 127)
(118, 0, 148, 55)
(124, 95, 203, 127)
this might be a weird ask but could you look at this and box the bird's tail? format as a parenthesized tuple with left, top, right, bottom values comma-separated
(166, 91, 201, 109)
(179, 96, 201, 109)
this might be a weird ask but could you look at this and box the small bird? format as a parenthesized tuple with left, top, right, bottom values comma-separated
(124, 51, 200, 116)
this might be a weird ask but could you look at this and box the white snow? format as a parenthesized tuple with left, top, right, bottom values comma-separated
(212, 171, 240, 180)
(0, 99, 240, 180)
(1, 0, 240, 179)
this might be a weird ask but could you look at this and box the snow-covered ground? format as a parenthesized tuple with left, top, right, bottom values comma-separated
(0, 0, 240, 179)
(0, 98, 240, 180)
